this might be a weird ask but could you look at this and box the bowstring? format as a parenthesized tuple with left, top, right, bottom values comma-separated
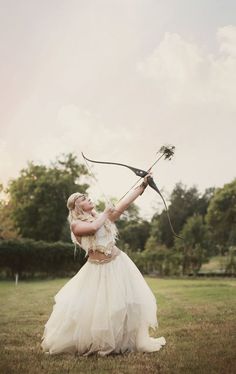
(83, 150, 181, 240)
(83, 155, 111, 206)
(82, 151, 165, 217)
(116, 152, 165, 203)
(82, 153, 129, 218)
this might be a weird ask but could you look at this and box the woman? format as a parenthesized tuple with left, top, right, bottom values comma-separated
(41, 175, 166, 356)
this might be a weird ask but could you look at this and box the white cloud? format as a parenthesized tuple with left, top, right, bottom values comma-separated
(1, 17, 236, 219)
(133, 26, 236, 217)
(31, 104, 133, 167)
(217, 25, 236, 56)
(137, 26, 236, 107)
(138, 32, 203, 90)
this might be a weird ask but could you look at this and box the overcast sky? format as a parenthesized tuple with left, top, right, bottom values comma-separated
(1, 0, 236, 219)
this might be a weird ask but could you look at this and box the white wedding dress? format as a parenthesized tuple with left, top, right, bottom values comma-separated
(41, 222, 166, 356)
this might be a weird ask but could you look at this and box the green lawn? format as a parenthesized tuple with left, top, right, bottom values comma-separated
(0, 277, 236, 374)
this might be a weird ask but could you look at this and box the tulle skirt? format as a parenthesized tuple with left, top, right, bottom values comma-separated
(41, 250, 166, 356)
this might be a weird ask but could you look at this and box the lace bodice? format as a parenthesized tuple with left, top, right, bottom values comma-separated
(72, 217, 118, 256)
(81, 224, 116, 256)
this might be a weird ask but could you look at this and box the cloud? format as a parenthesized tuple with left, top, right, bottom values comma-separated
(137, 26, 236, 107)
(133, 26, 236, 217)
(1, 21, 236, 219)
(32, 104, 133, 165)
(217, 25, 236, 56)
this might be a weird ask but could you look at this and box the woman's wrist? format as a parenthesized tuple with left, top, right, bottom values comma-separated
(93, 212, 109, 231)
(135, 180, 148, 195)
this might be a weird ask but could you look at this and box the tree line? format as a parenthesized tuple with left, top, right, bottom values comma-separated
(0, 153, 235, 278)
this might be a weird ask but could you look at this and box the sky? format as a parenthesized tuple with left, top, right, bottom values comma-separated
(1, 0, 236, 219)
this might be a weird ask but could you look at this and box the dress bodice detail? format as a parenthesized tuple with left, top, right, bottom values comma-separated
(72, 215, 118, 257)
(81, 224, 116, 256)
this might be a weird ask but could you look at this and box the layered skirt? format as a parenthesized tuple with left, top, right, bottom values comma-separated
(41, 250, 166, 356)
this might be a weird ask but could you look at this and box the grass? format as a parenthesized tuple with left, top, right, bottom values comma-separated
(1, 277, 236, 374)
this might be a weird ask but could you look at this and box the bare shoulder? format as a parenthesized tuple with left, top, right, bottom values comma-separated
(71, 220, 82, 235)
(71, 220, 78, 229)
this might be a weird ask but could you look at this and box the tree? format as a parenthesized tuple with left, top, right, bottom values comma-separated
(0, 201, 20, 240)
(175, 214, 210, 275)
(225, 247, 236, 275)
(7, 153, 89, 241)
(0, 183, 20, 239)
(117, 219, 151, 251)
(151, 183, 214, 248)
(206, 179, 236, 253)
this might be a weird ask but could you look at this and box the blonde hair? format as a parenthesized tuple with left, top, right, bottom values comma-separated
(67, 192, 92, 223)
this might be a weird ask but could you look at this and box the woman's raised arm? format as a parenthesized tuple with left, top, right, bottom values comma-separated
(108, 175, 150, 222)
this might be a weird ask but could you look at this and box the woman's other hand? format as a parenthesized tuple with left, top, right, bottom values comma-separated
(104, 204, 115, 220)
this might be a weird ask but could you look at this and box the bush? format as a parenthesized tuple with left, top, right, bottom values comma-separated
(0, 239, 86, 279)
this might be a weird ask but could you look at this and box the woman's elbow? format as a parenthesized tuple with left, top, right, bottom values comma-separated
(90, 223, 99, 234)
(72, 222, 97, 236)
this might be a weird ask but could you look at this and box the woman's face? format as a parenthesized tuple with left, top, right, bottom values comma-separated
(74, 194, 94, 212)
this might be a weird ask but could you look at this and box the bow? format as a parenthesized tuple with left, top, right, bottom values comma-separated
(82, 145, 183, 240)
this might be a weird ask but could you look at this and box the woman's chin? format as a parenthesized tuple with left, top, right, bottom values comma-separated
(87, 205, 94, 211)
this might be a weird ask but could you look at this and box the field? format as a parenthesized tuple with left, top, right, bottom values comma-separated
(0, 277, 236, 374)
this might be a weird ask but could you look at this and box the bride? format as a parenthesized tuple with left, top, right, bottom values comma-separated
(41, 174, 166, 356)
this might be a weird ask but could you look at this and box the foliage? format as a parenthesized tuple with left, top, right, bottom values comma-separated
(225, 246, 236, 275)
(117, 219, 151, 251)
(0, 238, 86, 278)
(0, 200, 20, 240)
(124, 239, 182, 276)
(2, 148, 236, 279)
(175, 215, 210, 275)
(7, 153, 89, 242)
(206, 179, 236, 252)
(151, 183, 214, 248)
